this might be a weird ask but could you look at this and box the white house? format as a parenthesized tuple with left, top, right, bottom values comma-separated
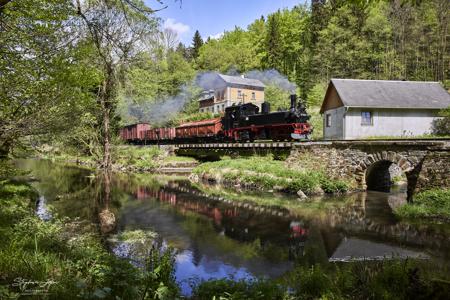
(320, 79, 450, 139)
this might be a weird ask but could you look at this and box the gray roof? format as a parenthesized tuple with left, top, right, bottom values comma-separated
(218, 74, 265, 88)
(331, 79, 450, 109)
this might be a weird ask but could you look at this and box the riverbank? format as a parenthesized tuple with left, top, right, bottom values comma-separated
(191, 156, 349, 197)
(38, 145, 198, 173)
(0, 170, 178, 298)
(394, 188, 450, 222)
(3, 159, 450, 299)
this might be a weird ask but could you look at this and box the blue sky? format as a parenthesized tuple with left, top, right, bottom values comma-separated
(146, 0, 306, 45)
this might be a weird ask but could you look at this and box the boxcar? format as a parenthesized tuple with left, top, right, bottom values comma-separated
(145, 127, 176, 142)
(120, 123, 149, 143)
(175, 118, 222, 141)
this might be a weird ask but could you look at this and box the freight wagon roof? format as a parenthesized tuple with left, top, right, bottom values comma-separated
(321, 79, 450, 113)
(177, 118, 222, 128)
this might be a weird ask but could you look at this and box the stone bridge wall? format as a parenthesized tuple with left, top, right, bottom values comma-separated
(287, 140, 450, 200)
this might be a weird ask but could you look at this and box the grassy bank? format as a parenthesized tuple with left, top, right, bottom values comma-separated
(0, 178, 178, 299)
(395, 189, 450, 221)
(39, 145, 198, 172)
(192, 156, 348, 195)
(192, 260, 450, 300)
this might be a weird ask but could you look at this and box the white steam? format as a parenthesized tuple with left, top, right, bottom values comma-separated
(244, 69, 297, 93)
(124, 69, 297, 125)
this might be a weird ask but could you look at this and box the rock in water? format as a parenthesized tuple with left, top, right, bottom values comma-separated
(99, 209, 116, 234)
(297, 190, 308, 200)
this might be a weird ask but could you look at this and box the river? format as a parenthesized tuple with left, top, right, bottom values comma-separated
(16, 159, 450, 295)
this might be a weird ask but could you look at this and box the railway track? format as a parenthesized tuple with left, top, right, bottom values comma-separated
(137, 138, 450, 149)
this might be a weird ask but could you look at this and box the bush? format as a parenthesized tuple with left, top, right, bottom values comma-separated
(432, 107, 450, 135)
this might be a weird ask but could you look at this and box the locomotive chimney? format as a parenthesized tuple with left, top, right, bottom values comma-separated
(290, 94, 297, 110)
(262, 102, 270, 114)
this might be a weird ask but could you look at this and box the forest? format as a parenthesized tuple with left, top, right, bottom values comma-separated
(1, 0, 449, 162)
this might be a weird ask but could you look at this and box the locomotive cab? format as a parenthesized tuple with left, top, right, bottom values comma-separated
(222, 103, 260, 130)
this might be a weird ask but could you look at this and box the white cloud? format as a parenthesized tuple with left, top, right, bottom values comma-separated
(163, 18, 190, 36)
(209, 32, 224, 40)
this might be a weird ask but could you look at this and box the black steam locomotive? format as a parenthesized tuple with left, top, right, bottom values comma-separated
(220, 94, 312, 141)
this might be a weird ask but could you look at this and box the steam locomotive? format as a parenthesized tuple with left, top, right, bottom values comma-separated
(120, 94, 312, 143)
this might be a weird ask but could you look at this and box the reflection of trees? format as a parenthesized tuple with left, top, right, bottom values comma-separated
(97, 170, 116, 234)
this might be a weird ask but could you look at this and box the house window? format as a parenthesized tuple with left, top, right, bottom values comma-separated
(251, 92, 256, 100)
(326, 114, 331, 127)
(222, 104, 225, 111)
(237, 90, 242, 98)
(200, 108, 204, 112)
(361, 111, 373, 126)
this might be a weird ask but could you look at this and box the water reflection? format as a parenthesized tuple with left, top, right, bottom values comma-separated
(36, 195, 52, 221)
(15, 159, 450, 295)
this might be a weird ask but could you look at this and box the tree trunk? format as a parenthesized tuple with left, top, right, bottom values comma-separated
(100, 64, 116, 171)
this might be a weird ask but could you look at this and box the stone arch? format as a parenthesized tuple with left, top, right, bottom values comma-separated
(356, 151, 415, 193)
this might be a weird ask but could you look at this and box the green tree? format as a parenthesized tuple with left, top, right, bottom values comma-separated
(0, 0, 98, 157)
(192, 30, 203, 59)
(75, 0, 158, 169)
(263, 12, 282, 70)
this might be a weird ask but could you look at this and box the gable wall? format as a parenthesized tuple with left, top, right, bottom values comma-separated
(321, 84, 344, 112)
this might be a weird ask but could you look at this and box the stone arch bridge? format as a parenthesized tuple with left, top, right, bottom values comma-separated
(286, 140, 450, 200)
(174, 140, 450, 200)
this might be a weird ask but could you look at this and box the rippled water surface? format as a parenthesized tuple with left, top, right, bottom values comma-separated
(16, 159, 450, 295)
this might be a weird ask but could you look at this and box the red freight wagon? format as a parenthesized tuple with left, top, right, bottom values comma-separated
(145, 127, 176, 142)
(176, 118, 222, 140)
(119, 123, 149, 143)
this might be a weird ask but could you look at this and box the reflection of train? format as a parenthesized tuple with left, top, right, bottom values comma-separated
(120, 94, 312, 143)
(131, 182, 309, 259)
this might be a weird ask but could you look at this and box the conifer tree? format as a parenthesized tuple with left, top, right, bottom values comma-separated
(192, 30, 203, 59)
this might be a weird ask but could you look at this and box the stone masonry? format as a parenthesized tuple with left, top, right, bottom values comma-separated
(287, 140, 450, 201)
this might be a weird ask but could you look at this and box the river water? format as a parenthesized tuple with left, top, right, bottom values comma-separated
(16, 159, 450, 295)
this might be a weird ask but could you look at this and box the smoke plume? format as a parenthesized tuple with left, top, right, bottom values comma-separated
(124, 69, 297, 125)
(244, 69, 297, 93)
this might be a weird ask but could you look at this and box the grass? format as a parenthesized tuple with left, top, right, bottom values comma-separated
(193, 156, 348, 195)
(192, 260, 450, 300)
(394, 189, 450, 221)
(40, 145, 198, 171)
(113, 145, 164, 169)
(0, 178, 179, 299)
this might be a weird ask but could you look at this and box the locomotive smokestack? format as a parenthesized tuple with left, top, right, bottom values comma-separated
(290, 94, 297, 110)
